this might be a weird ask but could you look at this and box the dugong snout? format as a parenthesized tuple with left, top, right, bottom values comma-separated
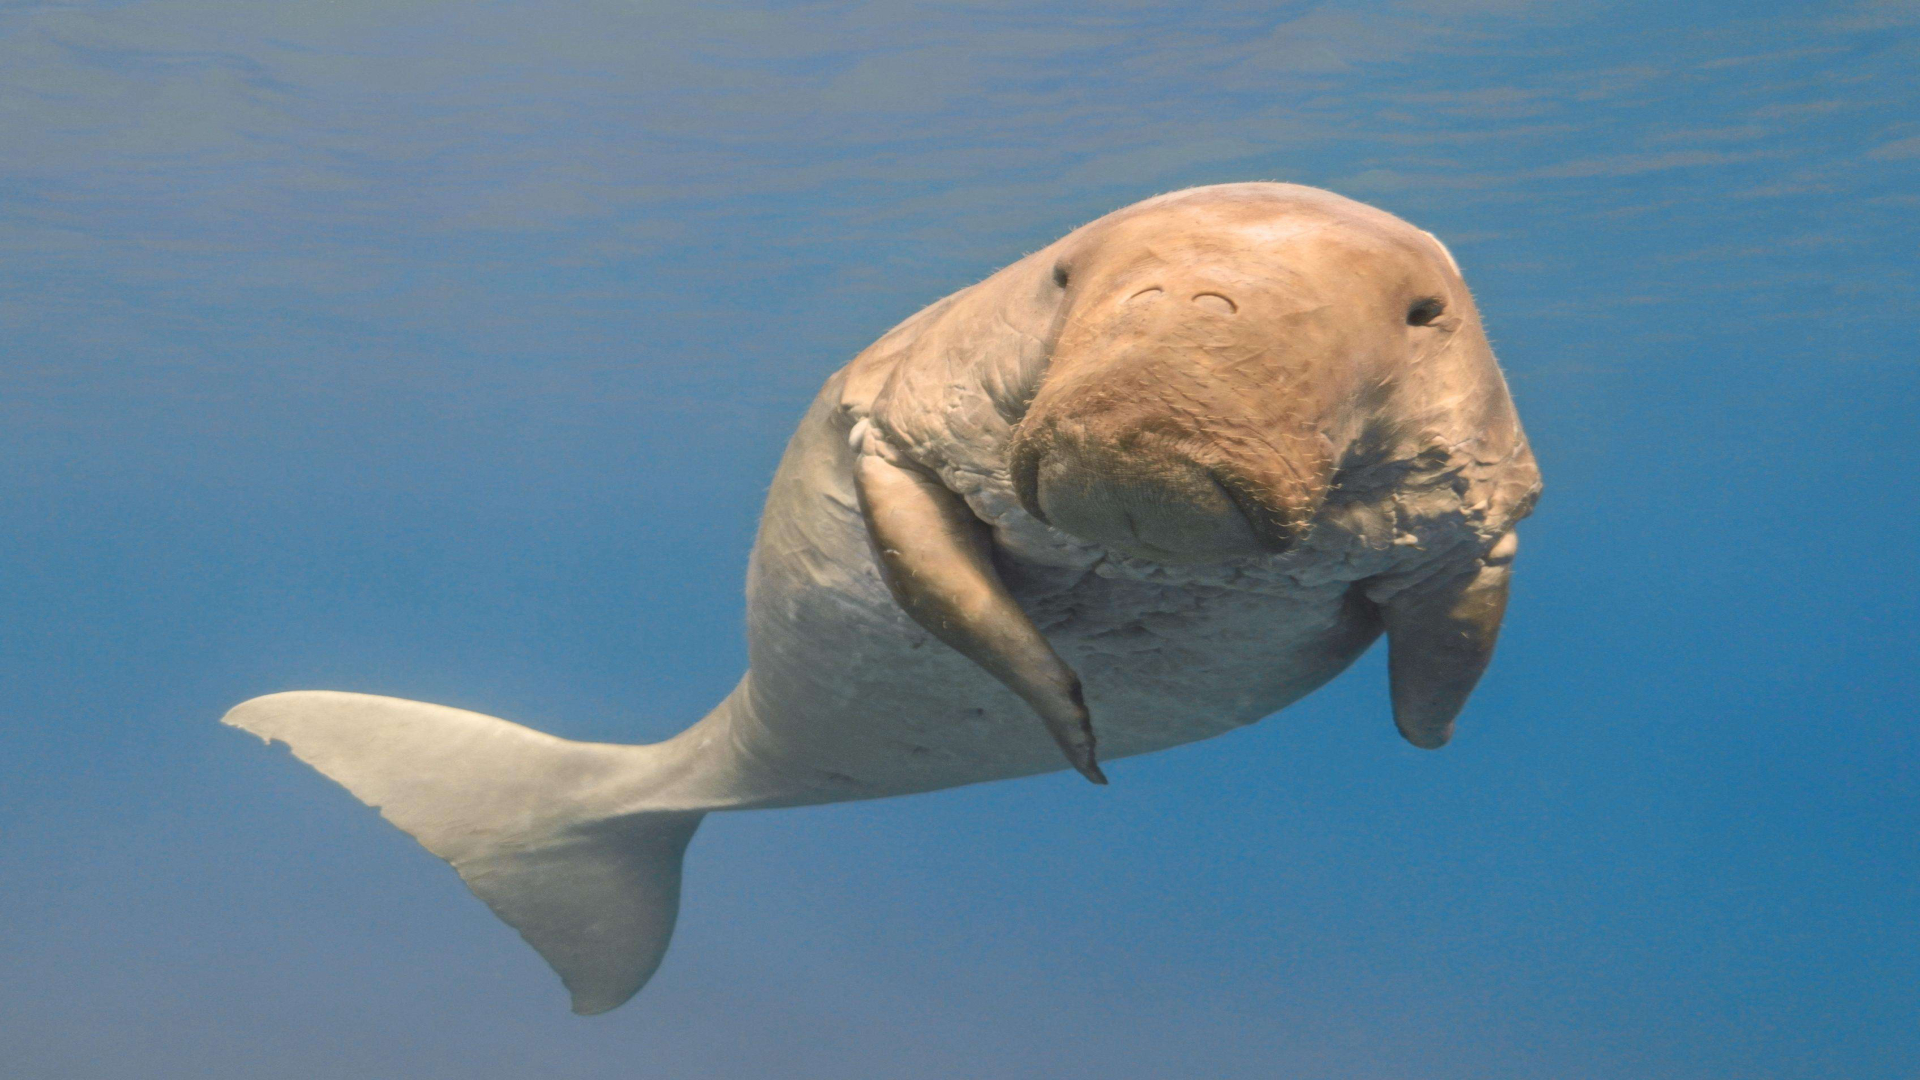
(1008, 414, 1330, 562)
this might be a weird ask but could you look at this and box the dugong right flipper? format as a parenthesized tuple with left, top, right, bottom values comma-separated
(853, 441, 1106, 784)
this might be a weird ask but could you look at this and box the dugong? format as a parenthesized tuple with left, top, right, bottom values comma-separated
(226, 182, 1541, 1015)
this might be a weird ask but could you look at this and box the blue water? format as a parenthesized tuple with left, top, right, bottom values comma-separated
(3, 2, 1915, 1076)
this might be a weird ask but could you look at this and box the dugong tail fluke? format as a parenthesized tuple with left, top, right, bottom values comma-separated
(223, 691, 708, 1015)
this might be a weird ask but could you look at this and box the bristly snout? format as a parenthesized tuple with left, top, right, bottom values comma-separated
(1006, 255, 1344, 564)
(1008, 412, 1328, 563)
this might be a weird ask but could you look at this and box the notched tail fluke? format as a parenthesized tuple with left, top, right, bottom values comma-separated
(223, 690, 704, 1015)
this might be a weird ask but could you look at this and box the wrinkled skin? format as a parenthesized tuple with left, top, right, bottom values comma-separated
(835, 181, 1541, 779)
(223, 182, 1543, 1015)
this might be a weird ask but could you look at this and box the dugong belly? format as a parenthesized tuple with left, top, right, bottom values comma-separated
(726, 384, 1383, 802)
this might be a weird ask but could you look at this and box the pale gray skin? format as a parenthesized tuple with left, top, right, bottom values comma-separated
(225, 182, 1541, 1015)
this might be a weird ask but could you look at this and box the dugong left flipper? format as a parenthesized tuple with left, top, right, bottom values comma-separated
(225, 691, 707, 1015)
(1379, 530, 1519, 749)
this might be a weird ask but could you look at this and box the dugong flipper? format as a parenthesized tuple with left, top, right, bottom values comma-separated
(854, 441, 1106, 783)
(227, 182, 1542, 1014)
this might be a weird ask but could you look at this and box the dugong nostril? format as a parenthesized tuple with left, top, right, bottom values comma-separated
(1192, 292, 1236, 314)
(1125, 287, 1164, 304)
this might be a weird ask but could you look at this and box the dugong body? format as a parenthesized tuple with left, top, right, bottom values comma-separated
(227, 183, 1541, 1014)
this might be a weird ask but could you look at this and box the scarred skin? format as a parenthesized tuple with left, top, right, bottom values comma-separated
(223, 182, 1542, 1015)
(689, 180, 1541, 804)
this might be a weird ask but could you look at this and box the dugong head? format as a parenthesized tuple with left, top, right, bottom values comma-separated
(852, 183, 1539, 767)
(1008, 184, 1520, 565)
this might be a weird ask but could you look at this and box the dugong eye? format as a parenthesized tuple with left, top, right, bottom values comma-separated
(1407, 297, 1446, 326)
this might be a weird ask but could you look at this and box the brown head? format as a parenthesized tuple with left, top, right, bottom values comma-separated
(1005, 184, 1493, 564)
(852, 183, 1538, 754)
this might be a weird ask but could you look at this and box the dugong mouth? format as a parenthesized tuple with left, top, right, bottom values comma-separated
(1008, 423, 1305, 563)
